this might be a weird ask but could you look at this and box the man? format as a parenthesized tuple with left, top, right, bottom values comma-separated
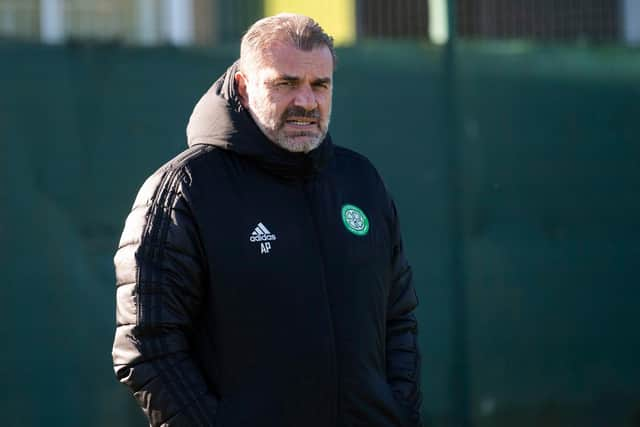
(112, 13, 422, 427)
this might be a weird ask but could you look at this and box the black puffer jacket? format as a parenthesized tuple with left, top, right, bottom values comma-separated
(112, 62, 422, 427)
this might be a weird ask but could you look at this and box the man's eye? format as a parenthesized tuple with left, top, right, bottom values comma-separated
(277, 81, 294, 87)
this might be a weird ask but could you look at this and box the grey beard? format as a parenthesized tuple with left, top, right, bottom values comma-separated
(246, 99, 330, 153)
(274, 131, 324, 153)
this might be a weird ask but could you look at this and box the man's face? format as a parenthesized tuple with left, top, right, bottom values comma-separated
(237, 42, 333, 153)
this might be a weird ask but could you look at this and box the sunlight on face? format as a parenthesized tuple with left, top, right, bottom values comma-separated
(243, 42, 333, 153)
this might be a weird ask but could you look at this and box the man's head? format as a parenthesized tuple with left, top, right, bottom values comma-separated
(235, 14, 335, 153)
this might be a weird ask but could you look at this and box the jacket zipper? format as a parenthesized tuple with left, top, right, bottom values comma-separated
(301, 178, 340, 425)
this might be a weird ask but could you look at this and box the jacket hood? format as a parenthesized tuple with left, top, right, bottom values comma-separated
(186, 61, 333, 179)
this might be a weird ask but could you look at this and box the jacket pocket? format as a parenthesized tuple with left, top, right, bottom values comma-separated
(392, 397, 421, 427)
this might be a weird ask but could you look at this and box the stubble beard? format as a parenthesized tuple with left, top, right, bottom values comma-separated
(248, 97, 331, 154)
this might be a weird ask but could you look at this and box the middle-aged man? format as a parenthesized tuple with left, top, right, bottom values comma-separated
(113, 13, 422, 427)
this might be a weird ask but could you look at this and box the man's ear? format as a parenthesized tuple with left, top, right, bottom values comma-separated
(235, 71, 248, 108)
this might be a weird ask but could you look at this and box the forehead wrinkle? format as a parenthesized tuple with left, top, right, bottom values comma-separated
(256, 42, 332, 75)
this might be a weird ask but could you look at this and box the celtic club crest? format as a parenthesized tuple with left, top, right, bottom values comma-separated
(341, 204, 369, 236)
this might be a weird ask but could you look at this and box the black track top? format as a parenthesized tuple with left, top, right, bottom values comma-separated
(112, 62, 422, 427)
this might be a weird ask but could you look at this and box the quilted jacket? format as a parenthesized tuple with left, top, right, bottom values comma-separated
(112, 62, 422, 427)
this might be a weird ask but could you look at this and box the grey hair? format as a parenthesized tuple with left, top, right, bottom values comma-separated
(239, 13, 336, 73)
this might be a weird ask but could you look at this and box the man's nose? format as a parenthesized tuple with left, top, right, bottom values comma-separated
(293, 84, 317, 110)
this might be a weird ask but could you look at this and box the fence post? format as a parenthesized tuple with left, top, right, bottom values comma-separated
(163, 0, 195, 46)
(40, 0, 64, 44)
(443, 0, 473, 425)
(622, 0, 640, 45)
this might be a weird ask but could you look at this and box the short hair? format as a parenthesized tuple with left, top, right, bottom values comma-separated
(239, 13, 336, 73)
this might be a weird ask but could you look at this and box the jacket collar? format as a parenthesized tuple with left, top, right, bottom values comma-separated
(186, 61, 333, 180)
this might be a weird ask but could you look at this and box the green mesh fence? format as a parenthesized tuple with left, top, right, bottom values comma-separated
(1, 40, 638, 426)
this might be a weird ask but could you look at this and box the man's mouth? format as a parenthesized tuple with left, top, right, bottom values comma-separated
(284, 118, 318, 128)
(281, 106, 321, 130)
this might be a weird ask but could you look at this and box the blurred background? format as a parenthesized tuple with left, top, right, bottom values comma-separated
(1, 0, 639, 426)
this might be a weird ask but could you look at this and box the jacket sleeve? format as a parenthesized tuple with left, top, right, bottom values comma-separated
(386, 198, 423, 426)
(112, 166, 218, 426)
